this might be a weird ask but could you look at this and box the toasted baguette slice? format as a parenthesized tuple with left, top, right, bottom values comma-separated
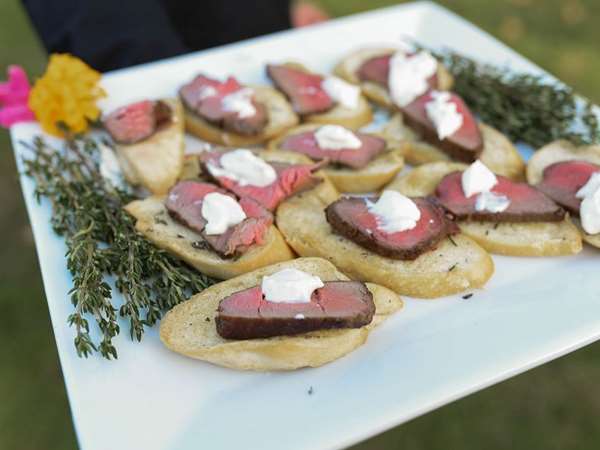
(275, 189, 494, 299)
(114, 98, 185, 194)
(382, 114, 525, 180)
(159, 257, 403, 371)
(386, 162, 583, 256)
(184, 85, 299, 146)
(124, 197, 294, 280)
(333, 47, 454, 109)
(527, 140, 600, 248)
(267, 123, 405, 193)
(273, 62, 373, 129)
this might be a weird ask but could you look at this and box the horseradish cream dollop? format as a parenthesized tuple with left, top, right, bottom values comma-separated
(576, 172, 600, 234)
(321, 76, 361, 109)
(262, 268, 324, 303)
(425, 91, 463, 140)
(389, 50, 437, 107)
(222, 88, 256, 118)
(207, 149, 277, 187)
(462, 160, 510, 213)
(367, 190, 421, 233)
(314, 125, 362, 150)
(201, 192, 247, 235)
(198, 85, 218, 100)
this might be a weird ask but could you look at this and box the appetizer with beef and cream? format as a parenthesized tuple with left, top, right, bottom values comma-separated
(179, 74, 298, 146)
(159, 257, 403, 370)
(387, 160, 582, 256)
(267, 123, 405, 192)
(528, 140, 600, 248)
(266, 62, 373, 129)
(103, 98, 185, 194)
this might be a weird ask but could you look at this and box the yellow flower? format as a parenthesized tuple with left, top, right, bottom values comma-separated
(28, 54, 106, 137)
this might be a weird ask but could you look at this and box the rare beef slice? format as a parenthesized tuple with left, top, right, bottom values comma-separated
(435, 171, 566, 222)
(325, 196, 458, 260)
(201, 151, 325, 211)
(357, 53, 438, 90)
(280, 130, 386, 169)
(103, 100, 172, 145)
(216, 281, 375, 339)
(266, 64, 333, 115)
(179, 74, 267, 135)
(537, 160, 600, 215)
(165, 180, 273, 257)
(401, 91, 483, 162)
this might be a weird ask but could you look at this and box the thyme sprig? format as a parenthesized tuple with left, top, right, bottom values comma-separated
(432, 49, 600, 148)
(22, 135, 214, 359)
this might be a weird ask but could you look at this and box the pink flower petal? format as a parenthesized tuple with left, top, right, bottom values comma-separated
(0, 65, 35, 128)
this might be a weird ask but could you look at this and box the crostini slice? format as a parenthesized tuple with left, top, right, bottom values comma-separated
(104, 98, 185, 194)
(159, 257, 403, 371)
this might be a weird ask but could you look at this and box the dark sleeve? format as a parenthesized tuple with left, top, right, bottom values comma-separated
(21, 0, 189, 72)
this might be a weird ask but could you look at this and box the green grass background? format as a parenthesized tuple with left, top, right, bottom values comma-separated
(1, 0, 599, 449)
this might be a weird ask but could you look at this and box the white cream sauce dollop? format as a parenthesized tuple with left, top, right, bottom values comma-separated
(314, 125, 362, 150)
(201, 192, 247, 235)
(388, 50, 437, 107)
(262, 269, 324, 303)
(461, 160, 510, 213)
(367, 190, 421, 233)
(207, 149, 277, 187)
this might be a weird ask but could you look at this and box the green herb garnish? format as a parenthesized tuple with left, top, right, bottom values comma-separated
(432, 49, 600, 148)
(22, 135, 214, 359)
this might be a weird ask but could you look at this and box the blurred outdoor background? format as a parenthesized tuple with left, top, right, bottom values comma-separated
(1, 0, 599, 449)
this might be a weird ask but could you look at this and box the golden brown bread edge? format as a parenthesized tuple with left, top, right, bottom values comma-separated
(159, 257, 403, 371)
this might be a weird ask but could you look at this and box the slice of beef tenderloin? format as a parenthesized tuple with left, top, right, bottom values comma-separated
(103, 100, 172, 145)
(537, 160, 600, 215)
(216, 281, 375, 339)
(357, 53, 439, 89)
(266, 64, 334, 115)
(165, 180, 273, 257)
(401, 91, 483, 162)
(325, 196, 458, 260)
(279, 130, 386, 169)
(179, 74, 268, 136)
(200, 151, 325, 211)
(435, 171, 566, 222)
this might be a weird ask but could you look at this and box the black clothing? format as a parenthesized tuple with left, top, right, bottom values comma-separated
(22, 0, 291, 72)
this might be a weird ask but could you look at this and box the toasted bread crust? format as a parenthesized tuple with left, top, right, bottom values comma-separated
(184, 85, 299, 146)
(115, 98, 185, 194)
(267, 123, 405, 193)
(159, 257, 403, 370)
(386, 162, 583, 256)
